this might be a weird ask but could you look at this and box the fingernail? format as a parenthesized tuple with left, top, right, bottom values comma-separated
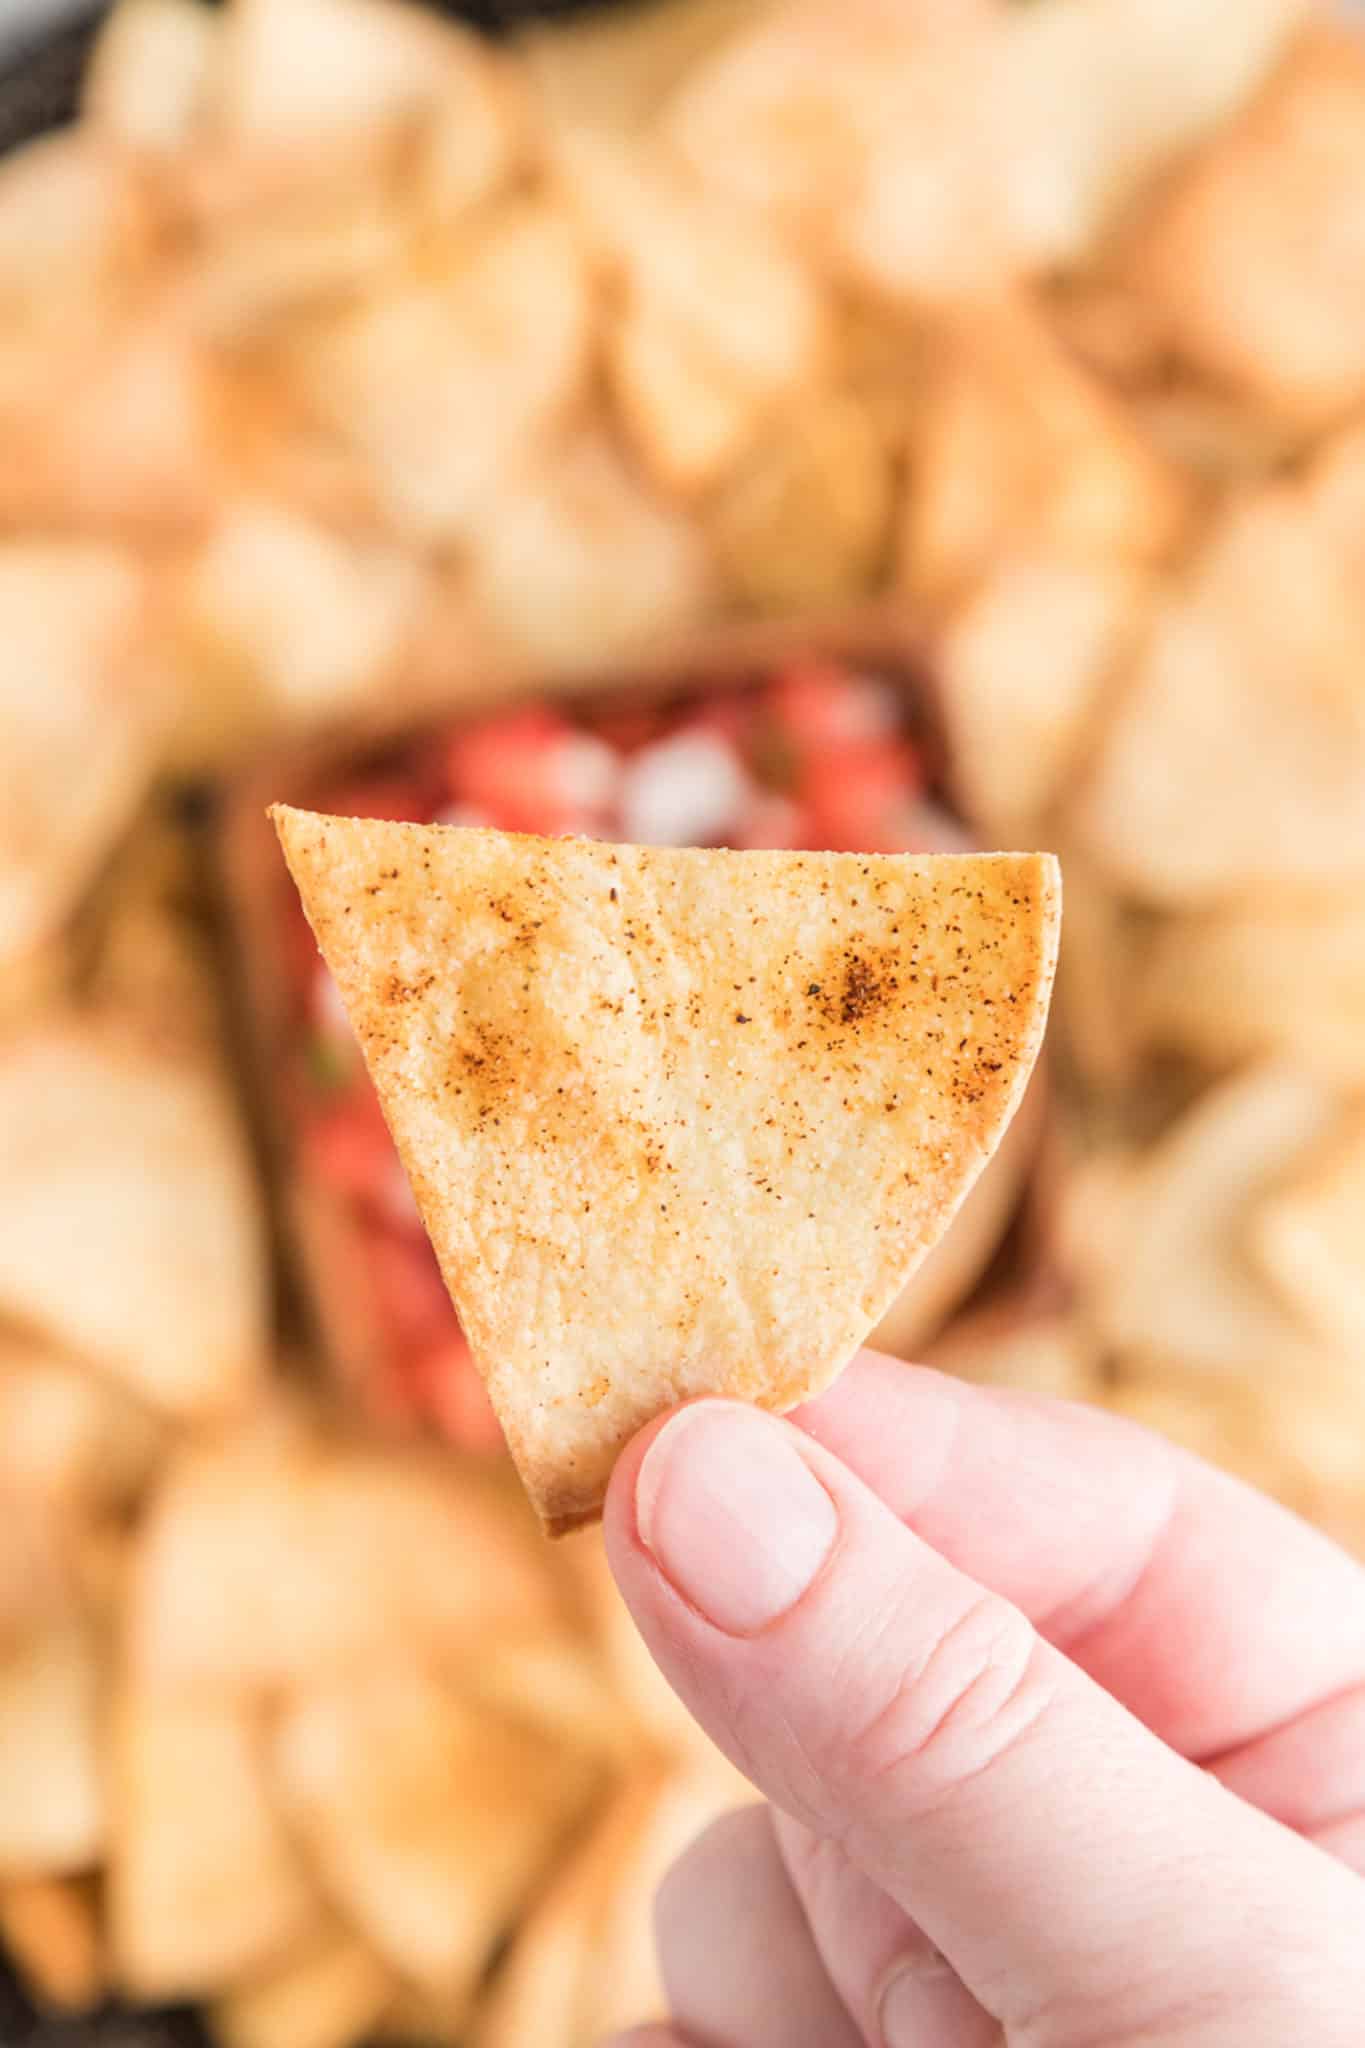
(636, 1402, 838, 1636)
(879, 1952, 991, 2048)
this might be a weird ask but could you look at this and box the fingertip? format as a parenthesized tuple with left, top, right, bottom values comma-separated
(619, 1401, 840, 1638)
(602, 1398, 699, 1584)
(654, 1803, 770, 1952)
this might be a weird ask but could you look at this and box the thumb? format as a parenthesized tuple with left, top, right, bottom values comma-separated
(604, 1400, 1365, 2044)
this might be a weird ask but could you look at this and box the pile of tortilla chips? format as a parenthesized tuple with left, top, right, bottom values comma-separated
(2, 0, 1365, 2037)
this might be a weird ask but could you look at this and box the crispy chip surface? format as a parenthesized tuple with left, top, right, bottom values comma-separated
(274, 810, 1058, 1529)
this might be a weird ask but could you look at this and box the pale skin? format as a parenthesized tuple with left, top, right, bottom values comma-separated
(600, 1351, 1365, 2047)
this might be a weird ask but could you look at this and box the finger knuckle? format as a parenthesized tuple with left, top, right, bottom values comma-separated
(844, 1592, 1054, 1814)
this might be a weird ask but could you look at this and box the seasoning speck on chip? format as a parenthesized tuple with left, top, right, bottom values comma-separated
(273, 806, 1059, 1531)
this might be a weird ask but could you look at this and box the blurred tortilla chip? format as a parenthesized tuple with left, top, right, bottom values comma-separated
(84, 0, 219, 156)
(1104, 1358, 1365, 1551)
(270, 1665, 600, 1999)
(465, 431, 714, 673)
(1254, 1111, 1365, 1359)
(0, 1877, 103, 2013)
(1072, 483, 1365, 901)
(478, 1757, 751, 2046)
(216, 0, 456, 154)
(298, 198, 591, 546)
(131, 1408, 556, 1692)
(173, 199, 401, 347)
(109, 1689, 324, 1999)
(1139, 896, 1365, 1082)
(555, 1528, 704, 1757)
(374, 1980, 480, 2047)
(177, 499, 422, 733)
(834, 297, 929, 454)
(1115, 27, 1365, 422)
(0, 1023, 266, 1419)
(469, 1766, 663, 2048)
(1128, 383, 1306, 491)
(522, 0, 764, 141)
(579, 1756, 753, 2040)
(1049, 854, 1151, 1095)
(0, 544, 168, 971)
(453, 1632, 629, 1769)
(997, 0, 1308, 268)
(413, 42, 528, 223)
(924, 1304, 1099, 1403)
(663, 4, 1012, 302)
(1046, 276, 1170, 391)
(0, 132, 151, 310)
(709, 385, 894, 612)
(608, 298, 764, 498)
(469, 1827, 604, 2048)
(0, 317, 220, 534)
(1061, 1065, 1340, 1386)
(0, 1613, 105, 1876)
(1302, 416, 1365, 582)
(938, 551, 1146, 834)
(558, 126, 825, 408)
(0, 1335, 163, 1523)
(901, 297, 1190, 610)
(206, 357, 378, 541)
(212, 1931, 394, 2048)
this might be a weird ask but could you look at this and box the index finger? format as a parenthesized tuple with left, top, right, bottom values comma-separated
(791, 1350, 1365, 1763)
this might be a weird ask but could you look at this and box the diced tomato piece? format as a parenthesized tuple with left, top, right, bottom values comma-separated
(412, 1333, 505, 1453)
(364, 1227, 455, 1352)
(282, 899, 324, 1005)
(300, 1096, 406, 1218)
(445, 706, 582, 833)
(770, 660, 896, 751)
(799, 739, 925, 849)
(361, 1353, 422, 1429)
(688, 692, 757, 751)
(733, 792, 805, 850)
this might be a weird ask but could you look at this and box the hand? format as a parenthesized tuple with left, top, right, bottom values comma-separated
(601, 1351, 1365, 2046)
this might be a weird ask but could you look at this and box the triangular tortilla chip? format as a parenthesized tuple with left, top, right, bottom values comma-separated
(0, 1023, 266, 1421)
(273, 808, 1059, 1530)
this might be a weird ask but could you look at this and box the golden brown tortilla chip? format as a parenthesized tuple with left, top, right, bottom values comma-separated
(268, 1664, 600, 1999)
(1138, 895, 1365, 1080)
(274, 810, 1058, 1531)
(1071, 482, 1365, 902)
(211, 1930, 394, 2048)
(1254, 1110, 1365, 1359)
(0, 1023, 266, 1421)
(474, 1753, 750, 2048)
(1115, 27, 1365, 423)
(108, 1688, 325, 1999)
(0, 1614, 105, 1875)
(1059, 1065, 1345, 1391)
(0, 1876, 103, 2013)
(578, 1752, 754, 2041)
(0, 544, 169, 971)
(129, 1402, 556, 1692)
(937, 552, 1147, 836)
